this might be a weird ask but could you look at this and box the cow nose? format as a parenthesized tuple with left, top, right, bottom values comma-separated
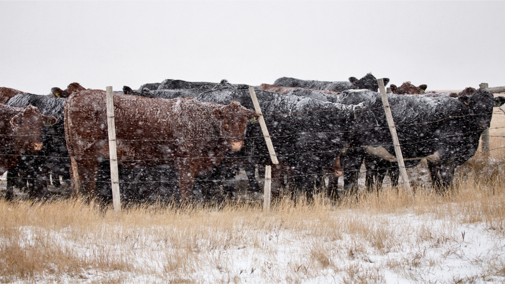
(32, 142, 43, 151)
(230, 141, 244, 151)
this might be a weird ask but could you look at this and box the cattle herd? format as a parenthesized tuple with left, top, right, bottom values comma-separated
(1, 73, 504, 205)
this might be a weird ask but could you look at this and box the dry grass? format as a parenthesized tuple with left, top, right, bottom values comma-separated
(1, 169, 505, 282)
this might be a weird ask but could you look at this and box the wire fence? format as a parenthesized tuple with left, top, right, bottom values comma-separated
(3, 101, 505, 190)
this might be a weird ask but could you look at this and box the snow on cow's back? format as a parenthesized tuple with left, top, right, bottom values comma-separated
(336, 90, 464, 124)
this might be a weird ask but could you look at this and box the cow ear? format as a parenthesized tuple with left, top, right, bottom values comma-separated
(495, 97, 505, 107)
(10, 113, 23, 127)
(123, 86, 133, 95)
(229, 101, 242, 110)
(212, 108, 224, 120)
(419, 84, 428, 91)
(382, 78, 390, 86)
(390, 84, 398, 93)
(51, 87, 63, 97)
(67, 82, 85, 93)
(458, 96, 470, 106)
(349, 77, 358, 84)
(43, 115, 58, 127)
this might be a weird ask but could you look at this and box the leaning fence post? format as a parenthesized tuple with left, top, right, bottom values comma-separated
(249, 86, 279, 211)
(106, 86, 121, 212)
(377, 79, 412, 194)
(480, 83, 490, 156)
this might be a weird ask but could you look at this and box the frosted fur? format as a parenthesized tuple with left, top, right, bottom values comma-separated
(7, 93, 66, 121)
(273, 73, 388, 92)
(65, 90, 257, 200)
(274, 77, 355, 92)
(157, 79, 219, 91)
(0, 86, 24, 104)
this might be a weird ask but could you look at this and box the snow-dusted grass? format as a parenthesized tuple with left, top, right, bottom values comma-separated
(1, 177, 505, 283)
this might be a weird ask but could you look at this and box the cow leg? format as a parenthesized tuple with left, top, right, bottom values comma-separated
(365, 158, 379, 192)
(387, 167, 399, 188)
(243, 163, 261, 193)
(52, 173, 61, 188)
(326, 160, 341, 201)
(427, 161, 442, 191)
(293, 165, 318, 202)
(326, 175, 339, 201)
(223, 165, 240, 201)
(70, 157, 100, 201)
(439, 163, 456, 193)
(270, 164, 285, 200)
(341, 147, 365, 195)
(177, 160, 197, 203)
(30, 163, 50, 200)
(6, 169, 18, 201)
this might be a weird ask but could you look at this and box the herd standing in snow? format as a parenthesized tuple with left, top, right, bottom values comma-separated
(1, 73, 503, 204)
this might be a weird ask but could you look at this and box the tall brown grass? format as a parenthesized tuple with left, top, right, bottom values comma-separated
(1, 164, 505, 282)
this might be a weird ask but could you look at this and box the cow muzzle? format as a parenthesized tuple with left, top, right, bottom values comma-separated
(230, 141, 244, 151)
(31, 142, 43, 152)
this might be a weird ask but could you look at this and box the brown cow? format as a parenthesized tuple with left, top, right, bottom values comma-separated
(449, 87, 477, 98)
(390, 82, 428, 95)
(64, 90, 259, 201)
(0, 87, 25, 104)
(257, 83, 341, 95)
(0, 104, 57, 199)
(51, 82, 86, 98)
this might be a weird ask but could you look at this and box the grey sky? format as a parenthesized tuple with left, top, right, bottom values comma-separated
(1, 1, 504, 94)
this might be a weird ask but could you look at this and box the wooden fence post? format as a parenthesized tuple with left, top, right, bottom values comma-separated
(106, 86, 121, 212)
(377, 79, 412, 194)
(264, 166, 271, 212)
(480, 83, 490, 156)
(249, 86, 279, 211)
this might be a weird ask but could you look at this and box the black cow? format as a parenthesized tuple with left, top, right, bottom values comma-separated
(335, 89, 505, 191)
(157, 78, 230, 90)
(273, 73, 389, 93)
(281, 87, 505, 192)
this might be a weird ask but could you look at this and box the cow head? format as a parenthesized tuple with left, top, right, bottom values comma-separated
(212, 101, 259, 151)
(458, 89, 505, 131)
(9, 105, 57, 152)
(123, 86, 134, 95)
(390, 82, 428, 94)
(51, 82, 85, 98)
(67, 82, 86, 94)
(51, 87, 68, 98)
(349, 73, 389, 92)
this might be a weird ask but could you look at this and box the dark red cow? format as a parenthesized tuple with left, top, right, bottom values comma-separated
(0, 104, 57, 199)
(449, 87, 477, 98)
(51, 82, 86, 98)
(390, 82, 428, 94)
(257, 83, 341, 95)
(64, 90, 259, 201)
(0, 87, 25, 104)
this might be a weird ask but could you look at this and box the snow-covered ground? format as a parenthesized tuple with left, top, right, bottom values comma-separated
(1, 195, 504, 283)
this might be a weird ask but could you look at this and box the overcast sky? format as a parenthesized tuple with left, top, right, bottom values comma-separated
(1, 1, 504, 94)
